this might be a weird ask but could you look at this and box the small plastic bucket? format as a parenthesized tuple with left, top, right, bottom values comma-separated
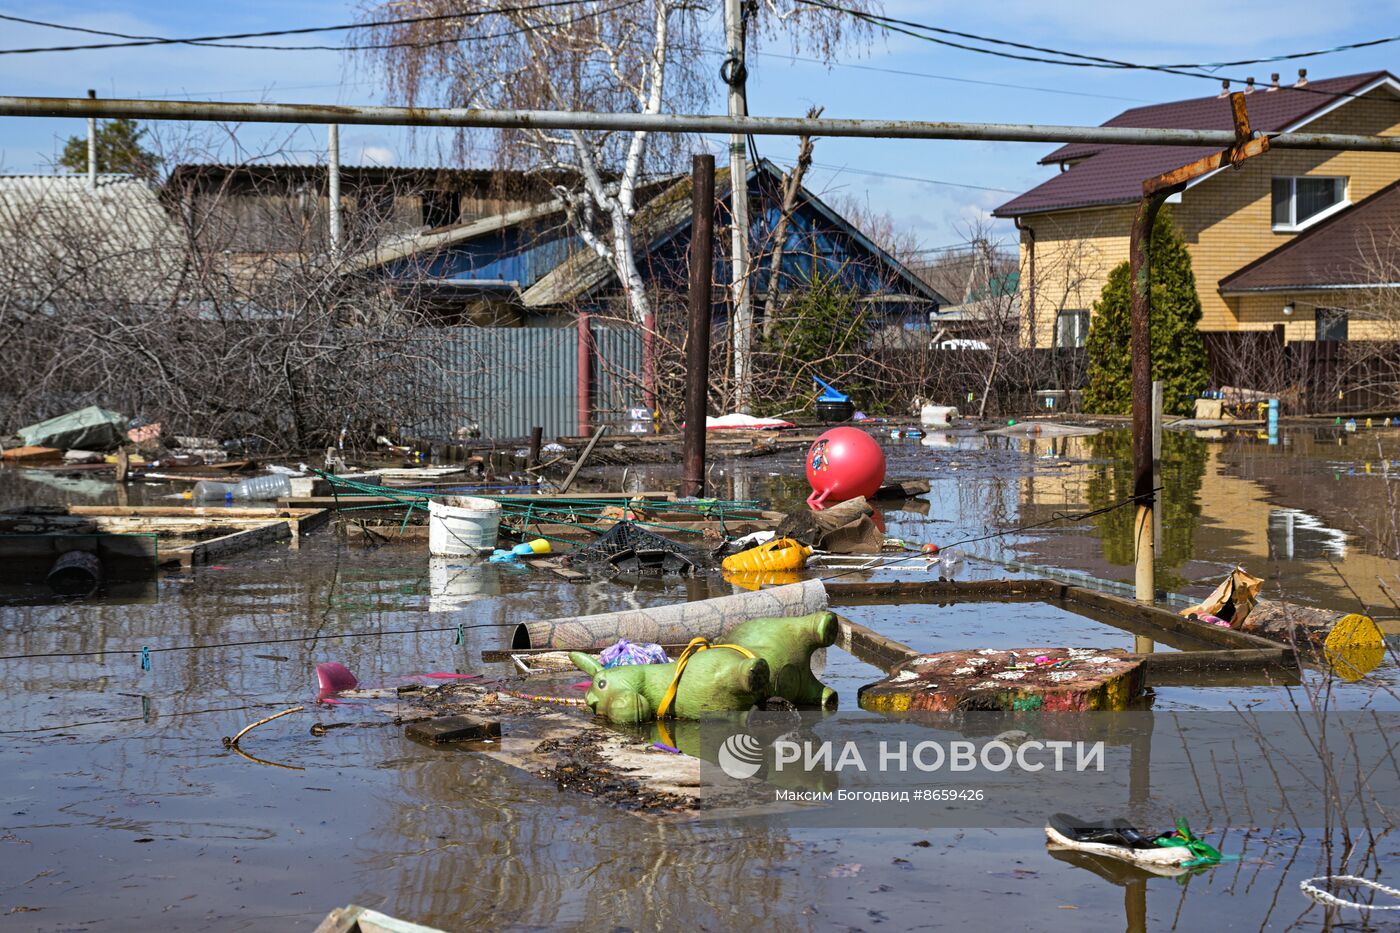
(428, 496, 501, 556)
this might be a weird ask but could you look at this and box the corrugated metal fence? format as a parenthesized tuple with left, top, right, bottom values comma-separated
(414, 324, 643, 439)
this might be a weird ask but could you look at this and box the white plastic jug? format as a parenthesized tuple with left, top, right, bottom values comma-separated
(920, 404, 959, 426)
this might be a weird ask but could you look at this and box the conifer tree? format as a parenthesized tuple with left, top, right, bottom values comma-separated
(1083, 208, 1210, 414)
(60, 119, 162, 179)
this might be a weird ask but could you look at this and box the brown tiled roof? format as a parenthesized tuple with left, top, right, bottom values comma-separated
(993, 72, 1394, 218)
(1219, 180, 1400, 291)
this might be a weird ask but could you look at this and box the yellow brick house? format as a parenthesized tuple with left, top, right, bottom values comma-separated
(993, 71, 1400, 362)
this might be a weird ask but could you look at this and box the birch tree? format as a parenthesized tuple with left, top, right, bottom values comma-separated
(355, 0, 879, 331)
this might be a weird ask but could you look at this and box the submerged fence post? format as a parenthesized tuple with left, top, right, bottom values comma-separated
(681, 154, 716, 499)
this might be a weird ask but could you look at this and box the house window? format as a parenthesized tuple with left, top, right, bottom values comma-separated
(1272, 176, 1347, 230)
(1056, 310, 1089, 348)
(1315, 308, 1348, 342)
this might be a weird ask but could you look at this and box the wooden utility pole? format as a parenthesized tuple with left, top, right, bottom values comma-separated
(681, 155, 716, 498)
(723, 0, 752, 410)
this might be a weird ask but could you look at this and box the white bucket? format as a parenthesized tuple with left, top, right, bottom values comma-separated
(921, 404, 959, 426)
(427, 496, 501, 556)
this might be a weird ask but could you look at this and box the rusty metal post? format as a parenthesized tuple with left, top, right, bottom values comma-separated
(1131, 192, 1169, 605)
(1130, 93, 1268, 607)
(577, 310, 592, 435)
(681, 154, 716, 499)
(528, 426, 543, 468)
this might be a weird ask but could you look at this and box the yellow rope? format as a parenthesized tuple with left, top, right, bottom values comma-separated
(655, 637, 756, 720)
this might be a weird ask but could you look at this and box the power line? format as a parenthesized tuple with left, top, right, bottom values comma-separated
(696, 133, 1024, 194)
(794, 0, 1396, 101)
(732, 47, 1150, 103)
(799, 0, 1400, 73)
(0, 0, 636, 55)
(797, 158, 1020, 194)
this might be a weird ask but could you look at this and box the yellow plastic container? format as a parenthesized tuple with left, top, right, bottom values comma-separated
(721, 537, 812, 573)
(723, 569, 802, 591)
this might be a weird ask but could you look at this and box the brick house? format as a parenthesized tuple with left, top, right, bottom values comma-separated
(992, 71, 1400, 363)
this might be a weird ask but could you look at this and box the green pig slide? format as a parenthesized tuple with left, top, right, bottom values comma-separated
(569, 611, 839, 723)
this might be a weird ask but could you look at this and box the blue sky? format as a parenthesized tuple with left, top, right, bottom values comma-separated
(2, 0, 1398, 249)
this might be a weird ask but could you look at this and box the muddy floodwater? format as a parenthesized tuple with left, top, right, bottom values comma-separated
(2, 424, 1398, 931)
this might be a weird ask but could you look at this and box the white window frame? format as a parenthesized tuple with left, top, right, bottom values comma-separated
(1055, 309, 1089, 349)
(1272, 176, 1349, 233)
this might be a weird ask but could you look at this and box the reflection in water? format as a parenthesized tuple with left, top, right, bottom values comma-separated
(1267, 509, 1347, 562)
(1083, 431, 1208, 592)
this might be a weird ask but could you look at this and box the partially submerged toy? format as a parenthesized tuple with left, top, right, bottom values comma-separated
(569, 611, 840, 723)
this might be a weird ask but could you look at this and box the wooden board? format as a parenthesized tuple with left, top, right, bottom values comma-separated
(1, 445, 62, 461)
(0, 533, 159, 580)
(163, 521, 291, 567)
(858, 647, 1146, 713)
(69, 505, 331, 543)
(827, 578, 1291, 657)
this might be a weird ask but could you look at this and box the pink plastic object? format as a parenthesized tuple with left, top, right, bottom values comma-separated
(805, 427, 886, 509)
(315, 662, 359, 694)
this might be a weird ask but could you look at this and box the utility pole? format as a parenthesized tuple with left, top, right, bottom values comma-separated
(723, 0, 752, 410)
(86, 89, 96, 190)
(1131, 91, 1268, 605)
(680, 154, 715, 498)
(327, 124, 342, 260)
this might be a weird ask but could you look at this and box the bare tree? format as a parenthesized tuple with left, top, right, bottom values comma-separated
(354, 0, 881, 402)
(761, 105, 822, 338)
(825, 190, 924, 265)
(0, 128, 481, 453)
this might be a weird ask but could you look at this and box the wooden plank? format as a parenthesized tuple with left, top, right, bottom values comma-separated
(356, 909, 452, 933)
(827, 578, 1301, 666)
(69, 505, 324, 520)
(482, 644, 688, 662)
(1061, 586, 1285, 652)
(312, 906, 364, 933)
(524, 558, 587, 581)
(163, 520, 290, 567)
(0, 533, 159, 582)
(558, 424, 609, 493)
(1139, 648, 1294, 674)
(827, 578, 1059, 605)
(286, 508, 332, 542)
(404, 714, 501, 745)
(833, 614, 920, 672)
(1, 445, 63, 461)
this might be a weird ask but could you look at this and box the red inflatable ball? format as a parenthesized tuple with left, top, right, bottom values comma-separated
(805, 427, 886, 509)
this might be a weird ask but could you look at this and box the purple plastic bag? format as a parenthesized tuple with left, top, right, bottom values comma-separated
(599, 638, 669, 668)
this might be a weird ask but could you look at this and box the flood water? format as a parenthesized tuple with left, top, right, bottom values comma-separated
(2, 423, 1398, 931)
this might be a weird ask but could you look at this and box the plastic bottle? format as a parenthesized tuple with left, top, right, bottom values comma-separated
(191, 474, 292, 503)
(235, 474, 293, 500)
(192, 480, 239, 502)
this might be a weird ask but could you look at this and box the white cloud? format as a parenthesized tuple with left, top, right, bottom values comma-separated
(354, 144, 396, 166)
